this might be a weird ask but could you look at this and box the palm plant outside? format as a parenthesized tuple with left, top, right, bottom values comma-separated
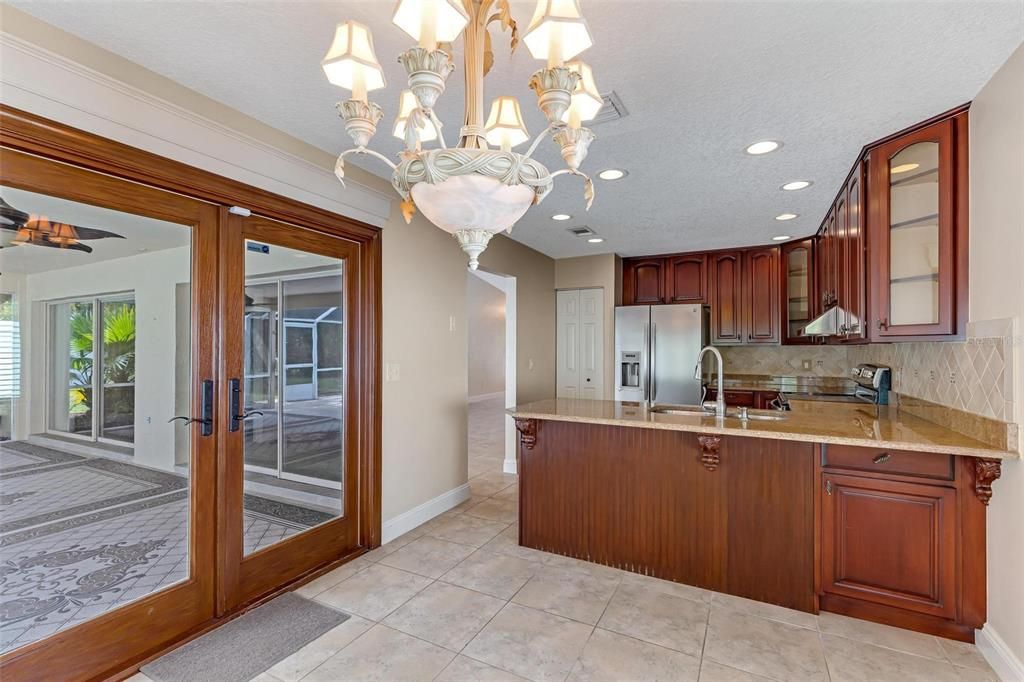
(67, 301, 135, 434)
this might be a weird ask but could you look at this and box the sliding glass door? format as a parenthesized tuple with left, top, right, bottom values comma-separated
(48, 295, 136, 444)
(220, 214, 361, 610)
(0, 148, 218, 681)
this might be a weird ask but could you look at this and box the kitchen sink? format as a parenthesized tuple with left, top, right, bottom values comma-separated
(650, 404, 787, 421)
(730, 408, 787, 421)
(650, 404, 710, 415)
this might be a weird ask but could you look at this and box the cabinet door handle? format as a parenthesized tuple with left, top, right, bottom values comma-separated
(876, 318, 889, 331)
(824, 479, 833, 496)
(872, 452, 891, 464)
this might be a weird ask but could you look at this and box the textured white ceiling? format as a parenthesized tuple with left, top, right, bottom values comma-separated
(10, 1, 1022, 259)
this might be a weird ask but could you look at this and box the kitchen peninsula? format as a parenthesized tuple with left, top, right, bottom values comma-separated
(510, 398, 1013, 642)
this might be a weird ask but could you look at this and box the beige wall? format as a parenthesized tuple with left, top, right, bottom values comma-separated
(480, 235, 557, 404)
(968, 42, 1024, 668)
(555, 254, 620, 400)
(467, 273, 506, 397)
(380, 207, 469, 521)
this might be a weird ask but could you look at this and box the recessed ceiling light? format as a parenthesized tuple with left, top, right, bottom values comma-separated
(772, 235, 791, 241)
(775, 213, 798, 221)
(745, 140, 781, 155)
(551, 213, 572, 221)
(891, 163, 919, 174)
(598, 169, 628, 181)
(587, 237, 604, 243)
(781, 180, 812, 191)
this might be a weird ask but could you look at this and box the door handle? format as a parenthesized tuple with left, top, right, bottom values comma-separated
(229, 378, 242, 432)
(642, 323, 650, 402)
(651, 322, 658, 401)
(168, 379, 214, 436)
(825, 479, 833, 496)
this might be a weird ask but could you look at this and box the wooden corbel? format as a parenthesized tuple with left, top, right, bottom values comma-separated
(972, 457, 1002, 506)
(698, 435, 722, 472)
(514, 418, 539, 450)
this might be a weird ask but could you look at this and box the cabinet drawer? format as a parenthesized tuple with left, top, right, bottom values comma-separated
(822, 445, 954, 481)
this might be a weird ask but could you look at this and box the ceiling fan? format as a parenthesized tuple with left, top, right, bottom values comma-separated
(0, 196, 126, 253)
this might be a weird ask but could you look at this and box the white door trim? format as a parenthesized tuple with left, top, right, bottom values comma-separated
(470, 269, 517, 475)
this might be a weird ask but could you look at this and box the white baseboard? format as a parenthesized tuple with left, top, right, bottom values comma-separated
(503, 457, 518, 475)
(381, 483, 471, 544)
(977, 623, 1024, 682)
(468, 391, 505, 404)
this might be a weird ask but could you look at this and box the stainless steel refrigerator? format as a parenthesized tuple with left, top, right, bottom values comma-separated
(615, 304, 708, 405)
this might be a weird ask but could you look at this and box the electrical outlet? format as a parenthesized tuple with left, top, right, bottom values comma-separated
(802, 359, 811, 370)
(449, 315, 456, 332)
(949, 371, 957, 385)
(384, 363, 401, 382)
(913, 369, 920, 379)
(528, 358, 535, 371)
(815, 360, 824, 368)
(928, 369, 937, 382)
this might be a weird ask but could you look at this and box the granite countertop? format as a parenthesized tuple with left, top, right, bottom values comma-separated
(508, 398, 1016, 459)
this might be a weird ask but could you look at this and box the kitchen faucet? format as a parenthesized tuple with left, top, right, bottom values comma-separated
(694, 346, 727, 418)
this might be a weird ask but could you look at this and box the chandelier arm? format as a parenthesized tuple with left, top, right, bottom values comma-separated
(522, 123, 560, 160)
(426, 109, 448, 149)
(550, 168, 596, 211)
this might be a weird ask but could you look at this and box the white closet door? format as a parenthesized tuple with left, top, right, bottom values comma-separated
(556, 288, 604, 400)
(578, 288, 604, 399)
(556, 290, 580, 398)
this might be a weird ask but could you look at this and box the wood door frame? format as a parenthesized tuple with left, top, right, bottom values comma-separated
(0, 148, 219, 682)
(218, 214, 370, 613)
(0, 106, 382, 679)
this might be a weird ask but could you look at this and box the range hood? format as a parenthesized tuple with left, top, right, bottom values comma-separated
(801, 305, 851, 337)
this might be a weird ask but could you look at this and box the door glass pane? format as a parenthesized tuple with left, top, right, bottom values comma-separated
(0, 185, 192, 653)
(888, 142, 939, 325)
(48, 300, 94, 436)
(100, 298, 136, 443)
(786, 248, 810, 337)
(242, 241, 343, 556)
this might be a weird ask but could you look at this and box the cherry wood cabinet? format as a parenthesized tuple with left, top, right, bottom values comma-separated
(868, 112, 968, 340)
(743, 247, 781, 344)
(708, 251, 744, 344)
(705, 389, 780, 409)
(840, 165, 868, 342)
(821, 473, 957, 619)
(666, 254, 707, 303)
(781, 239, 816, 344)
(622, 258, 667, 305)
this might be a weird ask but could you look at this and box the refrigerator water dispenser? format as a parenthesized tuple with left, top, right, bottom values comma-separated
(620, 351, 642, 388)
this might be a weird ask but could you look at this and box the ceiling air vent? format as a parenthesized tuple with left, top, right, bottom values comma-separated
(591, 91, 628, 125)
(567, 226, 595, 237)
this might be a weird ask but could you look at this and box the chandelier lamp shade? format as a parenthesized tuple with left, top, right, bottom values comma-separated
(325, 0, 604, 269)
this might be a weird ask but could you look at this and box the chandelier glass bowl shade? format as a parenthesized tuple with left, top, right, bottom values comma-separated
(325, 0, 605, 269)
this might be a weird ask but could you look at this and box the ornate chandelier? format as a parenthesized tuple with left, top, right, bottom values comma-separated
(324, 0, 603, 269)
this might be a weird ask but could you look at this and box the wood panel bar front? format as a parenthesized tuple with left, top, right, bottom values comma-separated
(517, 419, 816, 612)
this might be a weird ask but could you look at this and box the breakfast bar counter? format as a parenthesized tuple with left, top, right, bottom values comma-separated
(508, 398, 1008, 642)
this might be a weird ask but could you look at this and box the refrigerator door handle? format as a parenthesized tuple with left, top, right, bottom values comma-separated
(651, 323, 658, 402)
(642, 322, 650, 402)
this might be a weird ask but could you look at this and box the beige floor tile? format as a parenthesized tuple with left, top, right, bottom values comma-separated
(937, 637, 998, 673)
(452, 494, 489, 513)
(540, 553, 625, 580)
(383, 582, 506, 651)
(512, 565, 621, 625)
(822, 633, 961, 682)
(619, 571, 712, 604)
(361, 532, 419, 562)
(464, 603, 594, 682)
(704, 608, 828, 680)
(818, 611, 945, 660)
(465, 497, 520, 524)
(441, 550, 541, 599)
(125, 674, 155, 682)
(711, 591, 819, 630)
(264, 615, 373, 681)
(314, 563, 432, 620)
(493, 485, 519, 501)
(293, 556, 373, 598)
(482, 526, 555, 564)
(597, 582, 709, 657)
(378, 536, 477, 579)
(436, 655, 528, 681)
(249, 674, 283, 682)
(303, 624, 454, 682)
(954, 664, 1000, 681)
(567, 627, 700, 681)
(426, 514, 510, 547)
(470, 477, 511, 498)
(697, 659, 773, 681)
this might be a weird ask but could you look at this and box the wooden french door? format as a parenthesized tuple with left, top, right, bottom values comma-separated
(0, 150, 219, 680)
(217, 214, 366, 612)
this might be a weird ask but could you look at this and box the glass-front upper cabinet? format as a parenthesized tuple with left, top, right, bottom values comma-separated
(869, 113, 966, 338)
(781, 238, 815, 344)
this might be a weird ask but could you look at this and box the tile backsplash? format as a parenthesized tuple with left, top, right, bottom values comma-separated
(716, 317, 1015, 424)
(717, 346, 849, 377)
(847, 318, 1015, 423)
